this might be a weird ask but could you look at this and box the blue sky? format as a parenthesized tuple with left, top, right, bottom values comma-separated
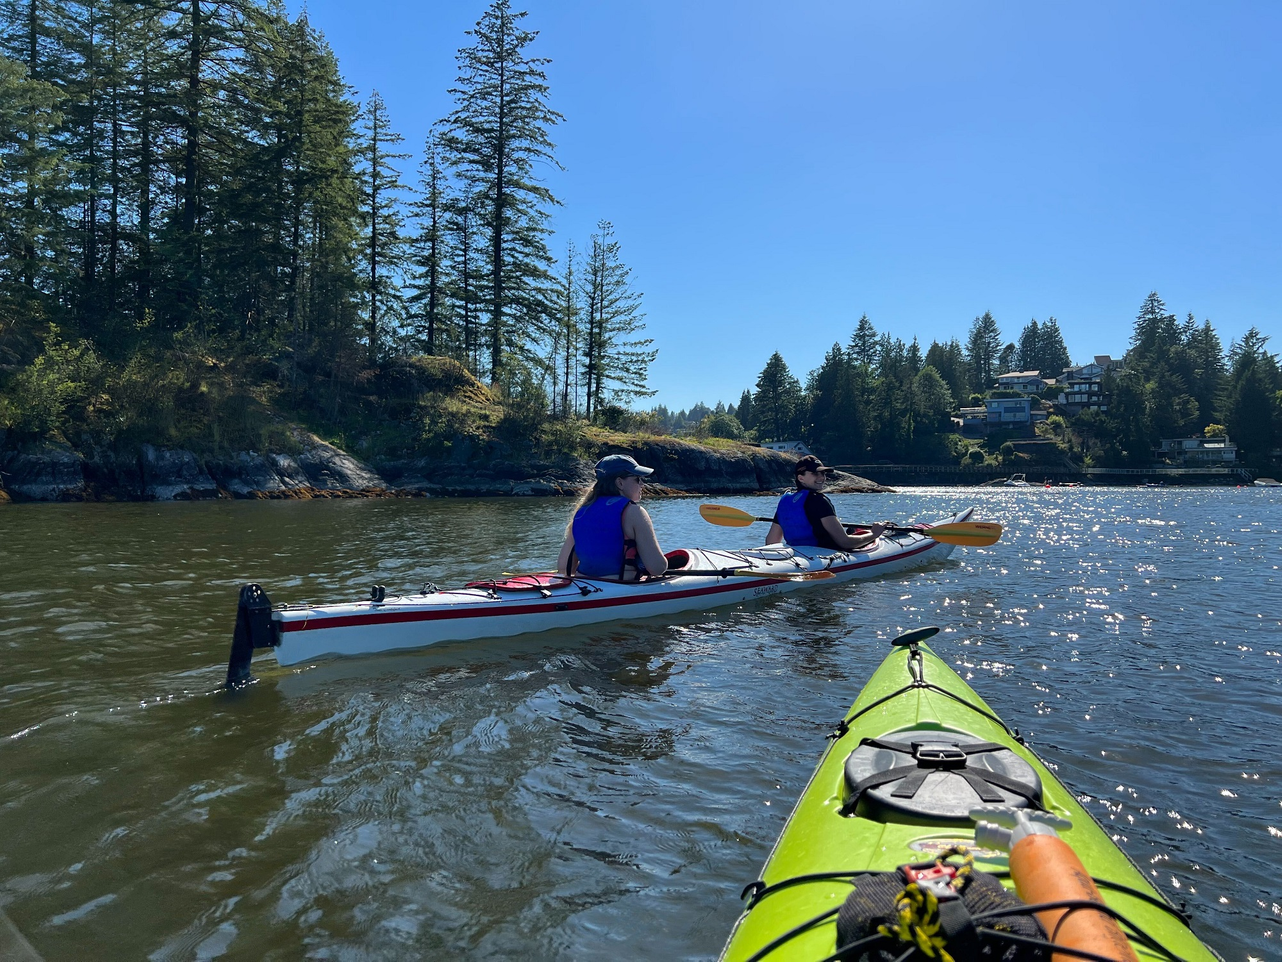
(291, 0, 1281, 411)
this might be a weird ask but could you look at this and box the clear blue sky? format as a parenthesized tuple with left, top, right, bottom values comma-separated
(291, 0, 1280, 412)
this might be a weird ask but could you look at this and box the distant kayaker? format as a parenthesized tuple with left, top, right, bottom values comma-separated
(766, 455, 884, 550)
(558, 455, 669, 581)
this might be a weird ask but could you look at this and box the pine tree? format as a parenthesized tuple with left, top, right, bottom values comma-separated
(753, 352, 803, 442)
(1225, 328, 1282, 464)
(1037, 317, 1071, 377)
(443, 189, 482, 371)
(407, 126, 449, 355)
(579, 221, 654, 418)
(549, 240, 578, 416)
(848, 313, 877, 368)
(1129, 291, 1178, 366)
(924, 338, 968, 405)
(442, 0, 562, 385)
(997, 342, 1016, 375)
(0, 0, 73, 329)
(356, 90, 409, 362)
(1016, 319, 1040, 372)
(737, 388, 754, 431)
(965, 311, 1002, 392)
(806, 343, 861, 460)
(1186, 317, 1225, 430)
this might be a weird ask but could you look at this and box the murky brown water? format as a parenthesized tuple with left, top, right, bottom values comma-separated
(1, 488, 1278, 960)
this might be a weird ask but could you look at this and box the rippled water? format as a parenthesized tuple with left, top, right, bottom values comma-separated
(1, 487, 1279, 960)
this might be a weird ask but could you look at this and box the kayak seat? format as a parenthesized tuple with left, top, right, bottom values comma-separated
(841, 727, 1043, 824)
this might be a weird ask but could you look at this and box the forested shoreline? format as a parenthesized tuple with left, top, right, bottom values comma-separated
(0, 0, 654, 469)
(2, 1, 1279, 492)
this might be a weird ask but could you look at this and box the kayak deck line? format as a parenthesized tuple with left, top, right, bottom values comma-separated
(225, 508, 976, 682)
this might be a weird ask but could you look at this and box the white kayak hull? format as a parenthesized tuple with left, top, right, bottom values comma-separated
(263, 508, 974, 666)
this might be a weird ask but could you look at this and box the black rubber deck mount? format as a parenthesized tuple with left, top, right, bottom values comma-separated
(892, 626, 940, 647)
(226, 583, 276, 689)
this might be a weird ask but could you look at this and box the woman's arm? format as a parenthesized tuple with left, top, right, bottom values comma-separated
(765, 522, 785, 545)
(820, 516, 884, 551)
(556, 531, 577, 575)
(625, 504, 668, 577)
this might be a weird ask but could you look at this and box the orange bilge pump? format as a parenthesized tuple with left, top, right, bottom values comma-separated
(972, 807, 1140, 962)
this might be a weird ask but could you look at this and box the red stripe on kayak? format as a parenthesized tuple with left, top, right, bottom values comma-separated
(278, 538, 942, 633)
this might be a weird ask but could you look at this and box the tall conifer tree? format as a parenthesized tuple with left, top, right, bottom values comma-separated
(442, 0, 562, 385)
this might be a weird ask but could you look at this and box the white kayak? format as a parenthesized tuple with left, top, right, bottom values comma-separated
(225, 508, 975, 681)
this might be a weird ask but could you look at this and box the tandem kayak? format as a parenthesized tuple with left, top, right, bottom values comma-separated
(225, 509, 977, 682)
(720, 628, 1221, 962)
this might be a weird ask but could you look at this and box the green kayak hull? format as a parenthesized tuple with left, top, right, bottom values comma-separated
(720, 636, 1221, 962)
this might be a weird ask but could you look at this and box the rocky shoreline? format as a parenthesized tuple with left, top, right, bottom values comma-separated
(0, 432, 891, 503)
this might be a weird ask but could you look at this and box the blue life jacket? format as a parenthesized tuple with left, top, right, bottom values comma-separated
(572, 496, 640, 578)
(776, 490, 820, 546)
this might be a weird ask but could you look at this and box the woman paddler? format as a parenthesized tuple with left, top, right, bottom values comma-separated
(765, 455, 884, 550)
(557, 455, 669, 581)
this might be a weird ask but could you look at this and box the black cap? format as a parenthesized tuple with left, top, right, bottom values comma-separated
(794, 455, 832, 477)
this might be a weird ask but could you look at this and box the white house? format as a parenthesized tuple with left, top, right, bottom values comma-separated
(1157, 436, 1238, 463)
(985, 397, 1033, 426)
(761, 440, 813, 456)
(994, 371, 1049, 394)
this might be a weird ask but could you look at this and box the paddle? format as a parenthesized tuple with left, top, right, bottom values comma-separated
(697, 503, 1003, 547)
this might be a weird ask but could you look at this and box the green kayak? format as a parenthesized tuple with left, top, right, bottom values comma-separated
(720, 628, 1222, 962)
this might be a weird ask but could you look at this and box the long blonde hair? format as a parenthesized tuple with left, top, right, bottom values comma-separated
(565, 474, 628, 533)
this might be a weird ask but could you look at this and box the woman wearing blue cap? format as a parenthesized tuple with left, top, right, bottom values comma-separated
(557, 455, 669, 580)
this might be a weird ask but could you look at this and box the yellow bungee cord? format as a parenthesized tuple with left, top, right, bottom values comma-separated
(876, 847, 977, 962)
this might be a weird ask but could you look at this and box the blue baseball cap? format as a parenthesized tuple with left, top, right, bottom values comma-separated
(595, 454, 654, 479)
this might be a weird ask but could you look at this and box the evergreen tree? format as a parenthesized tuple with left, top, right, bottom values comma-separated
(737, 388, 754, 431)
(1016, 319, 1040, 372)
(1037, 317, 1071, 377)
(0, 1, 72, 337)
(442, 0, 562, 384)
(549, 239, 578, 417)
(1225, 328, 1282, 464)
(924, 338, 968, 406)
(1129, 292, 1179, 366)
(1186, 317, 1225, 430)
(965, 310, 1001, 392)
(848, 313, 877, 368)
(579, 221, 654, 418)
(997, 342, 1016, 375)
(912, 365, 955, 433)
(357, 90, 409, 362)
(806, 343, 861, 461)
(0, 49, 63, 357)
(753, 352, 802, 441)
(407, 126, 449, 355)
(443, 189, 482, 371)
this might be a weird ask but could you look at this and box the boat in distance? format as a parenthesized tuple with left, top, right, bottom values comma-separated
(226, 509, 981, 682)
(719, 627, 1221, 962)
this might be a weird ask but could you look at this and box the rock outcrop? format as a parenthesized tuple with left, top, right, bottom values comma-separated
(0, 432, 888, 503)
(0, 440, 87, 501)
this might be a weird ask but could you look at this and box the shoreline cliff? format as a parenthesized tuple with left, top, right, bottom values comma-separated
(0, 432, 890, 504)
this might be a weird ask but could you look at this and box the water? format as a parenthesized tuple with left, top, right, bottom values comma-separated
(1, 487, 1278, 960)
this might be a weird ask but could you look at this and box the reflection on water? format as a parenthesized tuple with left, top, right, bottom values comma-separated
(0, 488, 1279, 959)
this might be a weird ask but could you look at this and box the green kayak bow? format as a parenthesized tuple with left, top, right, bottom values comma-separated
(720, 628, 1221, 962)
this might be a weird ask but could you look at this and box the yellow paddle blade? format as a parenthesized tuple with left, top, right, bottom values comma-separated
(698, 503, 762, 527)
(923, 522, 1003, 547)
